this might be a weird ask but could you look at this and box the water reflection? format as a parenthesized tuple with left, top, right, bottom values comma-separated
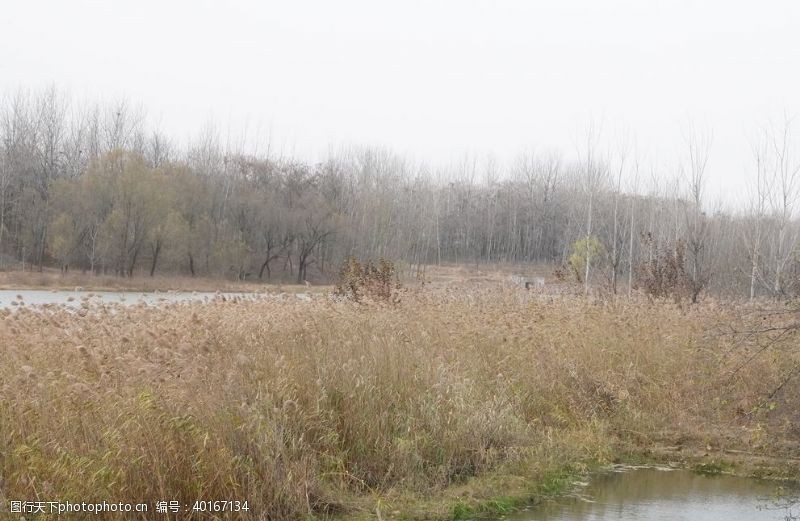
(507, 468, 798, 521)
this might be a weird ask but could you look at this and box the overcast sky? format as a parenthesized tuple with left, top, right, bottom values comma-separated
(3, 0, 800, 205)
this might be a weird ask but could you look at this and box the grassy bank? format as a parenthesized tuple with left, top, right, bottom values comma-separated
(1, 287, 798, 519)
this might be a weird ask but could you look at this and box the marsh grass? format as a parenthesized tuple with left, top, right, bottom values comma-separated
(0, 287, 797, 519)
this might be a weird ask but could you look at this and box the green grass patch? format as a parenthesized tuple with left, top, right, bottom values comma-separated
(691, 461, 734, 476)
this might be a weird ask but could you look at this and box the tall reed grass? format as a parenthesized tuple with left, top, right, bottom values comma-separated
(0, 288, 796, 518)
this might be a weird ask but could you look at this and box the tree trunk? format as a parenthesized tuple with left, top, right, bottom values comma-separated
(297, 256, 305, 284)
(627, 197, 635, 298)
(259, 257, 273, 280)
(128, 246, 139, 278)
(0, 203, 5, 269)
(37, 224, 47, 272)
(149, 241, 161, 277)
(584, 192, 593, 296)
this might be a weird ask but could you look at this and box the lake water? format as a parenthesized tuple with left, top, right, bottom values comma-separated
(506, 467, 798, 521)
(0, 289, 309, 309)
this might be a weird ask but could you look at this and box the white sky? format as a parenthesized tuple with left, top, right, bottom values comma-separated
(3, 0, 800, 206)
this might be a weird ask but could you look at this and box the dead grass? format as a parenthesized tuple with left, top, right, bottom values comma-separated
(405, 263, 554, 287)
(0, 286, 798, 519)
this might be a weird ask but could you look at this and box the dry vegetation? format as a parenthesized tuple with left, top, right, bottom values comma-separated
(1, 283, 799, 519)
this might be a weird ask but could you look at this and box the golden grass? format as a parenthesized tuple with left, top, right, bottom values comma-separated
(407, 263, 554, 287)
(0, 287, 798, 519)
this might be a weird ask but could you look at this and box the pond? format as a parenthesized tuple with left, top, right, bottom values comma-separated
(0, 289, 309, 310)
(505, 467, 798, 521)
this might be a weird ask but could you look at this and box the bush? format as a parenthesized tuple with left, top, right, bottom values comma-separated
(568, 236, 606, 283)
(334, 257, 401, 303)
(635, 237, 692, 302)
(552, 265, 568, 282)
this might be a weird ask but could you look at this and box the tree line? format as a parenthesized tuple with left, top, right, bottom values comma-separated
(2, 88, 799, 298)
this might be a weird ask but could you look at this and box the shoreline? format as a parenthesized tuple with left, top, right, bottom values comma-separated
(343, 447, 800, 521)
(0, 270, 329, 294)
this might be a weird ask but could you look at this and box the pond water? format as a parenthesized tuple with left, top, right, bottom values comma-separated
(505, 467, 798, 521)
(0, 289, 307, 309)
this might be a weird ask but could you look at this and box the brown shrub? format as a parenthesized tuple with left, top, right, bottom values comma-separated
(333, 257, 401, 303)
(635, 237, 693, 302)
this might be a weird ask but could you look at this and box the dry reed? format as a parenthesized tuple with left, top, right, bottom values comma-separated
(0, 287, 797, 519)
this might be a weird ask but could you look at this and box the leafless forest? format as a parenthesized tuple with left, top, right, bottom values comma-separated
(2, 88, 799, 298)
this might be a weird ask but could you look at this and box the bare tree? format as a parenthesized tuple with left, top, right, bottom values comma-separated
(296, 213, 334, 284)
(609, 134, 630, 294)
(577, 121, 607, 295)
(744, 128, 773, 300)
(0, 150, 10, 266)
(681, 124, 713, 303)
(767, 114, 800, 296)
(627, 155, 641, 298)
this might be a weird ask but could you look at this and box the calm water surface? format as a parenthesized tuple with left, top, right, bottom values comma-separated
(0, 289, 308, 309)
(506, 468, 798, 521)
